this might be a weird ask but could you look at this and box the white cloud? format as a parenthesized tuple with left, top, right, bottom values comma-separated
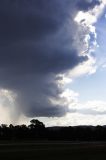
(72, 0, 106, 77)
(74, 100, 106, 116)
(60, 89, 79, 108)
(38, 112, 106, 127)
(68, 55, 97, 78)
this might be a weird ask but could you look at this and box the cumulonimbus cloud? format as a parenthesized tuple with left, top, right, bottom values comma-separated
(0, 0, 102, 118)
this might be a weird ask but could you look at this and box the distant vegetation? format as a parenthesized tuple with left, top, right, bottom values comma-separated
(0, 119, 106, 141)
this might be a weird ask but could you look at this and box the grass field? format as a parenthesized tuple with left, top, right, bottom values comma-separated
(0, 141, 106, 159)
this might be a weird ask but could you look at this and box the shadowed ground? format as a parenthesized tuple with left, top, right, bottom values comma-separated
(0, 142, 106, 160)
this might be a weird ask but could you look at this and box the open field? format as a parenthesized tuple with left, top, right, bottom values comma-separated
(0, 142, 106, 160)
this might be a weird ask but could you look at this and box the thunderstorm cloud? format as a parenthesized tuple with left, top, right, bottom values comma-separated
(0, 0, 101, 118)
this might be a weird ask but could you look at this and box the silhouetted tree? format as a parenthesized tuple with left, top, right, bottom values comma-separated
(30, 119, 45, 127)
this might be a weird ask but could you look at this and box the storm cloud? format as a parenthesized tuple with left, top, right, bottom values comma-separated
(0, 0, 100, 118)
(77, 0, 101, 11)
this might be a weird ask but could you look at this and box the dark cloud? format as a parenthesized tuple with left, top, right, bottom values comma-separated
(77, 0, 101, 11)
(0, 0, 99, 118)
(0, 0, 74, 45)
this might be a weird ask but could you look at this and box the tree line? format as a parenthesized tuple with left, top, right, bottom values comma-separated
(0, 119, 106, 141)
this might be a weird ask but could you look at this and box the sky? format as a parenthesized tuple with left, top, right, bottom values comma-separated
(0, 0, 106, 126)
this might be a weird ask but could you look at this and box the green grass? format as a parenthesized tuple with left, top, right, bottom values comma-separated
(0, 142, 106, 160)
